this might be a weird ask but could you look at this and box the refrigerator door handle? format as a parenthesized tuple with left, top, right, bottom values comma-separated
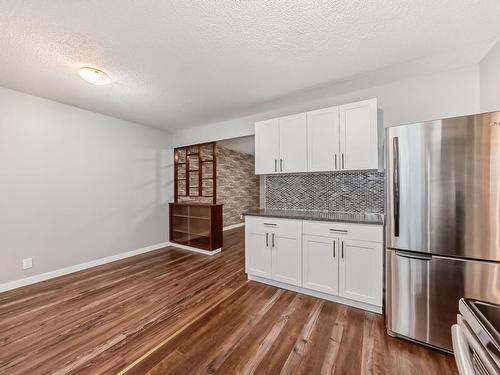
(395, 250, 431, 261)
(393, 137, 400, 237)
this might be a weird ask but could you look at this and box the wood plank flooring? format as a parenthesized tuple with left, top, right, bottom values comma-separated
(0, 227, 457, 374)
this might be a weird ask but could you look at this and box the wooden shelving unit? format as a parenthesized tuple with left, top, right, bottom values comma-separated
(169, 202, 223, 251)
(170, 142, 222, 252)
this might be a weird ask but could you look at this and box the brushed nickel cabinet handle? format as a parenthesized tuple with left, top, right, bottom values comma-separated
(333, 241, 336, 258)
(266, 232, 269, 247)
(272, 233, 275, 248)
(280, 158, 283, 172)
(274, 159, 277, 172)
(329, 229, 348, 233)
(264, 223, 277, 227)
(342, 153, 345, 169)
(334, 154, 337, 170)
(341, 241, 344, 259)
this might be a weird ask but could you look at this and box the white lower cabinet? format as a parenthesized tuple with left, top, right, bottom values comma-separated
(245, 216, 302, 287)
(272, 235, 302, 286)
(338, 239, 383, 306)
(303, 235, 339, 295)
(245, 231, 272, 278)
(246, 216, 383, 312)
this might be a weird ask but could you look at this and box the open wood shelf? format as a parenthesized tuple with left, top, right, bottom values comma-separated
(172, 228, 210, 237)
(169, 202, 222, 251)
(172, 214, 209, 220)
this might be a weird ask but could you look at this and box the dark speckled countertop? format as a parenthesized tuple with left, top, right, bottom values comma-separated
(242, 209, 384, 225)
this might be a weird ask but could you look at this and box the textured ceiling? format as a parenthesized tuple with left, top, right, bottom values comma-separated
(1, 1, 500, 130)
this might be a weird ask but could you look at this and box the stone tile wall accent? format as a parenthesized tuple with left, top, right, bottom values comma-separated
(217, 146, 260, 227)
(265, 171, 384, 213)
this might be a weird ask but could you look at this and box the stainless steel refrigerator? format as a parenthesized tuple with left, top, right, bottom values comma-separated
(385, 111, 500, 352)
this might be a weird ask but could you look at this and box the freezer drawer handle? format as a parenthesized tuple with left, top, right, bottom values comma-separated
(393, 137, 400, 237)
(395, 250, 431, 261)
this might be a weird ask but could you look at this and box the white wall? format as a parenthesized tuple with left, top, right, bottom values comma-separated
(173, 66, 480, 146)
(0, 87, 173, 284)
(480, 40, 500, 112)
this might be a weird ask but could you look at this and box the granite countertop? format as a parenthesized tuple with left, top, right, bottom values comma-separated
(242, 208, 384, 225)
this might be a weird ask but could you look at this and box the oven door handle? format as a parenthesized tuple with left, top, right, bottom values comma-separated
(452, 321, 475, 375)
(453, 315, 500, 375)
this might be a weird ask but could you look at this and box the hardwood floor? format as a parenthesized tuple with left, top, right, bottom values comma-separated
(0, 227, 457, 374)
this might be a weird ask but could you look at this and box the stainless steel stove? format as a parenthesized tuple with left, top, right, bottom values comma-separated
(452, 298, 500, 375)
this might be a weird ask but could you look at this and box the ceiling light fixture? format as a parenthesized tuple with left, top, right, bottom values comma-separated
(78, 67, 112, 85)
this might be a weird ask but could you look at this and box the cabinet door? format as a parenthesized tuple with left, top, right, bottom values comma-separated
(339, 239, 382, 306)
(279, 113, 307, 173)
(245, 231, 272, 278)
(339, 98, 378, 171)
(307, 106, 340, 172)
(271, 219, 302, 286)
(303, 235, 339, 295)
(255, 119, 280, 174)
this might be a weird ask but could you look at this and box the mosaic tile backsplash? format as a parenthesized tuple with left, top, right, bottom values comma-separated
(265, 171, 384, 213)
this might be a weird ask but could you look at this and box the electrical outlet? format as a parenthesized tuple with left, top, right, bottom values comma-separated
(22, 258, 33, 270)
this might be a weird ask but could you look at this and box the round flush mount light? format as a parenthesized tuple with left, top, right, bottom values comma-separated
(77, 67, 112, 85)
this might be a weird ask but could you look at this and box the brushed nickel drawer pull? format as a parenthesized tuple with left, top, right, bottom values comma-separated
(264, 223, 277, 227)
(329, 229, 348, 233)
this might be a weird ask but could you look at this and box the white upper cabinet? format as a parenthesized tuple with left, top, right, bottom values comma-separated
(279, 113, 307, 173)
(255, 98, 378, 174)
(255, 118, 280, 174)
(339, 98, 378, 171)
(307, 106, 340, 172)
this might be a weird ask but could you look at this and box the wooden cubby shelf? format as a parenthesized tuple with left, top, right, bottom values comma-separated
(170, 142, 222, 252)
(169, 202, 222, 251)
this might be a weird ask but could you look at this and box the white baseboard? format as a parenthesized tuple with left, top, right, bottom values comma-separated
(167, 243, 221, 256)
(0, 241, 170, 293)
(223, 222, 245, 231)
(248, 275, 382, 314)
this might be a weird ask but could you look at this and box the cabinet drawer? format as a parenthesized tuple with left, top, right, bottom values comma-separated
(245, 216, 301, 239)
(303, 220, 382, 243)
